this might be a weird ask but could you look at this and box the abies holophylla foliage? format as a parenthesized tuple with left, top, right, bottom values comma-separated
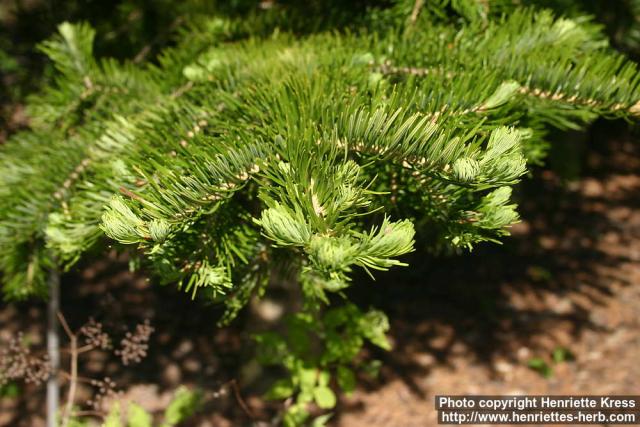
(1, 1, 640, 424)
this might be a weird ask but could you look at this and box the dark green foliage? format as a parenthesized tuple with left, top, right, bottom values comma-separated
(522, 0, 640, 56)
(0, 0, 213, 136)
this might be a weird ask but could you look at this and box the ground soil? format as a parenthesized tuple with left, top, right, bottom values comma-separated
(0, 120, 639, 426)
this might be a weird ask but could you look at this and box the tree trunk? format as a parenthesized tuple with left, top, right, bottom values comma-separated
(46, 267, 60, 427)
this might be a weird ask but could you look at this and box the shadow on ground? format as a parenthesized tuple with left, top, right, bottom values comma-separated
(335, 119, 640, 425)
(1, 120, 639, 426)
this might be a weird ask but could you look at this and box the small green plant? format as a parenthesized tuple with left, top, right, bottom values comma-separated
(528, 346, 575, 378)
(527, 357, 554, 378)
(99, 387, 201, 427)
(0, 381, 20, 398)
(552, 346, 575, 364)
(256, 304, 389, 426)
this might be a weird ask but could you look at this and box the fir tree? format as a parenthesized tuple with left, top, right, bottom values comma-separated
(1, 1, 640, 424)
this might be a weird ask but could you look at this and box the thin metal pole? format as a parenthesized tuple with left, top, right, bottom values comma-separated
(46, 267, 60, 427)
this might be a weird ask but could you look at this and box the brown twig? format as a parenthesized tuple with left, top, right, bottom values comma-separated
(133, 17, 185, 64)
(57, 312, 78, 427)
(76, 344, 95, 354)
(270, 397, 293, 427)
(228, 379, 255, 420)
(391, 171, 398, 205)
(57, 312, 74, 341)
(119, 186, 146, 203)
(61, 344, 94, 354)
(409, 0, 424, 25)
(171, 81, 194, 99)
